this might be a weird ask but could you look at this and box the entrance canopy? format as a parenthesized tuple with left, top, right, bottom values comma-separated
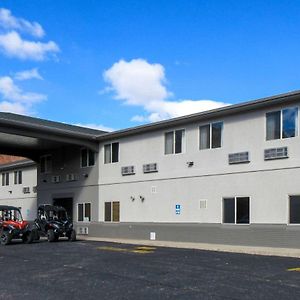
(0, 113, 106, 161)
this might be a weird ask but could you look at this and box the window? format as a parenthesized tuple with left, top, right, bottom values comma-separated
(77, 203, 91, 222)
(164, 129, 185, 154)
(14, 171, 22, 184)
(104, 142, 119, 164)
(289, 196, 300, 224)
(266, 107, 298, 140)
(2, 172, 9, 186)
(200, 122, 223, 150)
(104, 201, 120, 222)
(223, 197, 250, 224)
(40, 155, 52, 174)
(81, 148, 95, 167)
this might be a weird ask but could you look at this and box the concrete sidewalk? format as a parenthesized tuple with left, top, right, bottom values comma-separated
(78, 236, 300, 258)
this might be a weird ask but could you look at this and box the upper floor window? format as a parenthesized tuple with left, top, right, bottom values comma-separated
(165, 129, 185, 155)
(200, 122, 223, 150)
(266, 107, 298, 140)
(2, 172, 9, 186)
(81, 148, 95, 167)
(40, 155, 52, 174)
(104, 142, 119, 164)
(14, 171, 22, 185)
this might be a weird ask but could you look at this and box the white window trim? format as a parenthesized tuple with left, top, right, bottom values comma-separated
(104, 142, 120, 164)
(104, 201, 120, 223)
(77, 202, 91, 222)
(222, 196, 251, 225)
(287, 194, 300, 226)
(164, 128, 186, 155)
(40, 154, 52, 174)
(80, 148, 95, 168)
(199, 121, 223, 150)
(265, 106, 299, 141)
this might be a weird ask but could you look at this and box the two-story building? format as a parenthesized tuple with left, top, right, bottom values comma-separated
(1, 90, 300, 247)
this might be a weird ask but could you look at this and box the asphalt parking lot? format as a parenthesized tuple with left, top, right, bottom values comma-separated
(0, 239, 300, 300)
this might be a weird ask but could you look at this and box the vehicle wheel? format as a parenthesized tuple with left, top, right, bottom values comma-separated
(68, 230, 76, 242)
(0, 231, 12, 245)
(47, 229, 55, 242)
(22, 231, 34, 244)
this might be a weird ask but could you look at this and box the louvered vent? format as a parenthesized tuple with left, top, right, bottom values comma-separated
(143, 163, 158, 173)
(229, 152, 250, 164)
(264, 147, 288, 160)
(121, 166, 135, 176)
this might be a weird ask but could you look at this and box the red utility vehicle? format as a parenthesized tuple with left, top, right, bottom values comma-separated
(0, 205, 36, 245)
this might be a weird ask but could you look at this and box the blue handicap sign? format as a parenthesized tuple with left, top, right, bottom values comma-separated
(175, 204, 181, 215)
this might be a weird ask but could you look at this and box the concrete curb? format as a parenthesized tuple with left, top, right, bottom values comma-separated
(78, 236, 300, 258)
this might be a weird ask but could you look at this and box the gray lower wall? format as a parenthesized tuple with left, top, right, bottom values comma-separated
(76, 222, 300, 249)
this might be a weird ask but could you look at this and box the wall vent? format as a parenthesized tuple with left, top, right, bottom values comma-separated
(264, 147, 288, 160)
(23, 187, 30, 194)
(199, 200, 207, 209)
(228, 152, 250, 164)
(66, 173, 78, 182)
(143, 163, 158, 173)
(51, 175, 61, 183)
(77, 226, 89, 235)
(121, 166, 135, 176)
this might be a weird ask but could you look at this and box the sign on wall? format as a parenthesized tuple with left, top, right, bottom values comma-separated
(175, 204, 181, 215)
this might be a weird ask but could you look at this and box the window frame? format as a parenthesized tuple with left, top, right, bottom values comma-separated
(266, 107, 298, 141)
(80, 148, 95, 168)
(77, 202, 91, 222)
(104, 142, 120, 164)
(222, 196, 251, 225)
(1, 172, 9, 186)
(199, 121, 223, 150)
(104, 201, 120, 222)
(40, 154, 52, 174)
(164, 128, 186, 155)
(14, 170, 22, 185)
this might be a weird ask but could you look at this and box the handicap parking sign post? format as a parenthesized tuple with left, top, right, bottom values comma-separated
(175, 204, 181, 215)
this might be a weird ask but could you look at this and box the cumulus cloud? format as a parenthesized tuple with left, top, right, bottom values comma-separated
(15, 68, 43, 81)
(0, 31, 59, 60)
(75, 123, 114, 132)
(0, 76, 46, 115)
(0, 8, 44, 38)
(103, 59, 230, 122)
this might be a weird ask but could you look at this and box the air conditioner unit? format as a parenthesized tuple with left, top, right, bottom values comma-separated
(51, 175, 61, 183)
(66, 173, 77, 182)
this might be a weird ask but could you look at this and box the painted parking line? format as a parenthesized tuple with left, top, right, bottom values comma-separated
(96, 245, 156, 254)
(287, 267, 300, 272)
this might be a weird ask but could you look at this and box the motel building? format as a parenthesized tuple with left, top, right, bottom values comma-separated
(1, 90, 300, 248)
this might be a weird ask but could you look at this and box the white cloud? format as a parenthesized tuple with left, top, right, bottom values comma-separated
(15, 68, 43, 81)
(0, 31, 59, 60)
(0, 8, 44, 38)
(0, 101, 28, 114)
(75, 123, 114, 132)
(104, 59, 230, 122)
(0, 76, 46, 115)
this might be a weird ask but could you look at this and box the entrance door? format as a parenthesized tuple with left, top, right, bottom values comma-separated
(53, 198, 73, 219)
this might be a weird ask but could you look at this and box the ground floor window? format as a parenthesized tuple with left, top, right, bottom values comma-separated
(104, 201, 120, 222)
(77, 203, 91, 222)
(289, 195, 300, 224)
(223, 197, 250, 224)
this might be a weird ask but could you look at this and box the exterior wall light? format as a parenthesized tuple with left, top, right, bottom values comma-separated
(187, 161, 194, 167)
(130, 196, 135, 201)
(139, 195, 145, 202)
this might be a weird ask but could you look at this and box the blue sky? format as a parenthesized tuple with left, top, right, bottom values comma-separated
(1, 0, 300, 131)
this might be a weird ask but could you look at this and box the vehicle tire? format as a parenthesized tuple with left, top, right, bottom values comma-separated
(0, 231, 12, 245)
(54, 234, 59, 242)
(68, 229, 76, 242)
(47, 229, 55, 242)
(22, 231, 34, 244)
